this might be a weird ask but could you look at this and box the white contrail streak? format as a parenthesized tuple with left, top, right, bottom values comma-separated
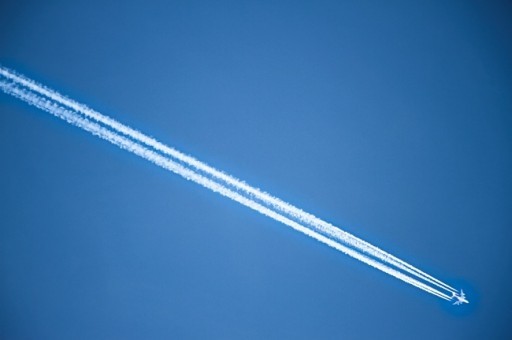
(0, 67, 458, 301)
(0, 67, 457, 295)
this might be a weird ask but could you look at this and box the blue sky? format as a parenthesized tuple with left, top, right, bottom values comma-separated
(1, 1, 511, 339)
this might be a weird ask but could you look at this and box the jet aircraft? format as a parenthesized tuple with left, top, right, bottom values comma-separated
(451, 289, 469, 305)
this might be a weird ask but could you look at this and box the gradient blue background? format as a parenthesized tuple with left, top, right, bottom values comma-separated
(1, 1, 511, 339)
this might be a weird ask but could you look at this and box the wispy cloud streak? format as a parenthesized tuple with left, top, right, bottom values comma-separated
(0, 66, 457, 301)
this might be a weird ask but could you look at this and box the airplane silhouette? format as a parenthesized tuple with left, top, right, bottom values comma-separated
(451, 289, 469, 305)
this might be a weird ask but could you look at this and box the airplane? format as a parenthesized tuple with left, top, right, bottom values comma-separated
(451, 289, 469, 305)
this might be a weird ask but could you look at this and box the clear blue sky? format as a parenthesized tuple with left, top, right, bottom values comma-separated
(1, 1, 511, 339)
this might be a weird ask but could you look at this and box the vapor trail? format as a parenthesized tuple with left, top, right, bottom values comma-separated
(0, 66, 457, 292)
(0, 66, 457, 295)
(0, 68, 456, 301)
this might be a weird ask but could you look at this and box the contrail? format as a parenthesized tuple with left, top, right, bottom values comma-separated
(0, 66, 460, 302)
(0, 67, 457, 295)
(0, 67, 458, 295)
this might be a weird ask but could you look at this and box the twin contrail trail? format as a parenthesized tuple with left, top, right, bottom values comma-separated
(0, 65, 463, 303)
